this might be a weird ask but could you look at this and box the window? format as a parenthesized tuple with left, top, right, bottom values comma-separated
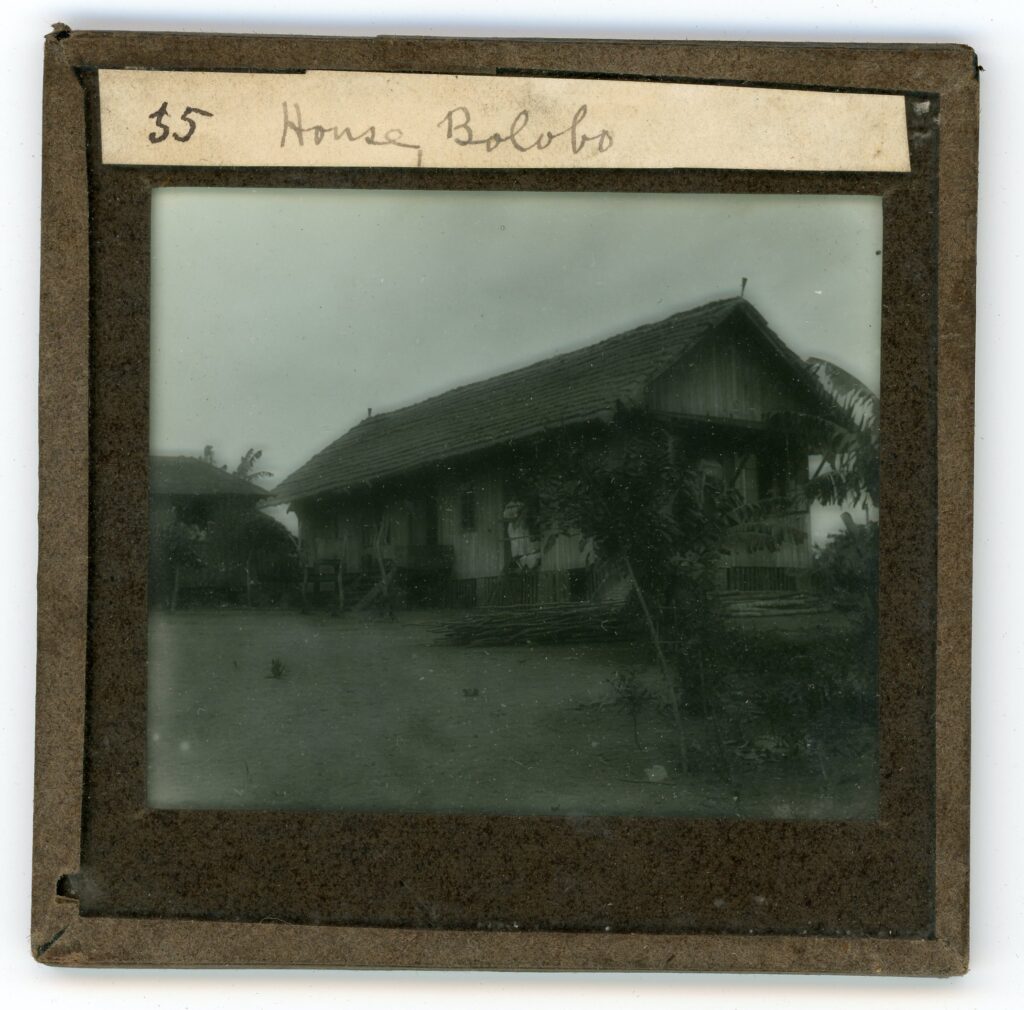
(460, 487, 477, 533)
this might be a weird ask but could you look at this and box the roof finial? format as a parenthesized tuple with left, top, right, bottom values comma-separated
(740, 277, 748, 299)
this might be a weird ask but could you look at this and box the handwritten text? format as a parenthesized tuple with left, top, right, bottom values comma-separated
(437, 104, 613, 155)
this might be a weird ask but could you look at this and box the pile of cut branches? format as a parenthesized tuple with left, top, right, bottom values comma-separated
(435, 601, 638, 647)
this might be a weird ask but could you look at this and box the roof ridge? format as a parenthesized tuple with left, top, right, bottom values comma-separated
(275, 296, 761, 501)
(151, 454, 269, 497)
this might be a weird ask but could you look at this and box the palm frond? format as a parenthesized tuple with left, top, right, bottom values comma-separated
(807, 357, 879, 425)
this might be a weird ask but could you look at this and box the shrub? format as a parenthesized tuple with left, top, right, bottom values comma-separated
(811, 519, 879, 613)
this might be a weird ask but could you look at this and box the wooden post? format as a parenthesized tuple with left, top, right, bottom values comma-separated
(337, 533, 348, 612)
(374, 519, 397, 618)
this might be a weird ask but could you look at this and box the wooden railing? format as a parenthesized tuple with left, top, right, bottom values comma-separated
(444, 570, 587, 609)
(724, 566, 805, 592)
(388, 544, 455, 571)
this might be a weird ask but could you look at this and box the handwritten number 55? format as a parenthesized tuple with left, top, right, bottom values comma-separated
(148, 102, 214, 144)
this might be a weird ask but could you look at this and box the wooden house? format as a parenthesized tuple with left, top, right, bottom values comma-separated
(275, 298, 831, 609)
(150, 455, 297, 608)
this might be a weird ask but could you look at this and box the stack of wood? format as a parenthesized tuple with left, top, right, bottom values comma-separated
(716, 591, 831, 620)
(436, 601, 638, 647)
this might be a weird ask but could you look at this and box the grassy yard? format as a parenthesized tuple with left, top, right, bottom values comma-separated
(148, 609, 877, 819)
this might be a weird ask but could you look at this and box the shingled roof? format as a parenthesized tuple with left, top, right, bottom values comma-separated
(151, 456, 269, 498)
(276, 298, 815, 504)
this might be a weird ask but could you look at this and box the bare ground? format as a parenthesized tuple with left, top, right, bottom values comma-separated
(148, 609, 877, 819)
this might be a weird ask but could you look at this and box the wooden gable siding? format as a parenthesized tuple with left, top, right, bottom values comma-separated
(297, 499, 366, 572)
(299, 471, 591, 582)
(436, 468, 506, 579)
(647, 329, 808, 423)
(435, 463, 592, 579)
(295, 420, 813, 588)
(298, 497, 434, 572)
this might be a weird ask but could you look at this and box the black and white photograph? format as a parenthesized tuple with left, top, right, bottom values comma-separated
(147, 187, 882, 820)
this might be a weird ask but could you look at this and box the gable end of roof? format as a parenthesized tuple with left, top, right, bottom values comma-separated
(275, 297, 820, 503)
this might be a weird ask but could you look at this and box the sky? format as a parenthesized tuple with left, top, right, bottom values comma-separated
(150, 187, 882, 536)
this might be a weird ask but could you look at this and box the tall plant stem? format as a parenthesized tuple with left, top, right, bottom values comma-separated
(624, 555, 687, 773)
(698, 659, 739, 806)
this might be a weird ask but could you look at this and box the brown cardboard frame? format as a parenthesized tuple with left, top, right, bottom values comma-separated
(33, 27, 976, 974)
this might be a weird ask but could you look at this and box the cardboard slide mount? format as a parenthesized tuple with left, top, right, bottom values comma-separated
(34, 28, 976, 973)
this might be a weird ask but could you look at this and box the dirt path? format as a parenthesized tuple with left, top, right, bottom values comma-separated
(148, 609, 876, 819)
